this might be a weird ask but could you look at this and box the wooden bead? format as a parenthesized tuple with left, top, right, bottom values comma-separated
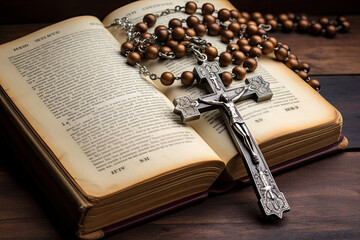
(174, 44, 186, 58)
(166, 40, 178, 49)
(264, 13, 274, 21)
(281, 44, 290, 51)
(221, 29, 234, 43)
(169, 18, 182, 29)
(298, 62, 310, 72)
(261, 41, 274, 54)
(180, 40, 191, 46)
(236, 38, 249, 47)
(337, 16, 347, 22)
(221, 71, 233, 87)
(185, 1, 197, 14)
(230, 10, 240, 19)
(134, 22, 148, 33)
(160, 72, 175, 86)
(226, 43, 239, 53)
(243, 58, 258, 72)
(256, 28, 267, 36)
(256, 18, 266, 25)
(297, 19, 309, 33)
(155, 26, 169, 41)
(319, 17, 329, 27)
(275, 47, 288, 61)
(185, 28, 196, 37)
(145, 45, 159, 59)
(288, 12, 295, 20)
(268, 37, 278, 47)
(232, 51, 245, 65)
(155, 25, 167, 34)
(339, 21, 351, 33)
(140, 32, 152, 39)
(228, 22, 241, 34)
(219, 52, 233, 66)
(186, 16, 200, 28)
(297, 70, 309, 80)
(232, 66, 246, 80)
(246, 24, 258, 36)
(207, 23, 221, 36)
(203, 14, 216, 24)
(249, 35, 263, 46)
(218, 8, 231, 22)
(278, 13, 288, 22)
(249, 46, 262, 58)
(205, 46, 218, 61)
(181, 71, 195, 86)
(194, 24, 207, 36)
(159, 46, 172, 60)
(308, 79, 321, 90)
(252, 12, 262, 19)
(143, 14, 156, 27)
(288, 53, 298, 60)
(121, 41, 134, 55)
(325, 25, 337, 38)
(238, 17, 247, 24)
(127, 52, 141, 65)
(202, 3, 215, 15)
(282, 20, 294, 32)
(241, 11, 250, 20)
(285, 58, 299, 70)
(172, 27, 186, 40)
(240, 44, 251, 55)
(310, 23, 322, 35)
(267, 19, 278, 31)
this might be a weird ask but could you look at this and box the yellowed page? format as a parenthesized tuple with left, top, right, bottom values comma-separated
(0, 16, 222, 197)
(103, 0, 341, 166)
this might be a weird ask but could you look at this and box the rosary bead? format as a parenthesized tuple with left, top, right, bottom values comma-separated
(232, 50, 245, 65)
(174, 44, 186, 58)
(185, 28, 197, 37)
(232, 66, 246, 80)
(298, 62, 310, 72)
(155, 26, 169, 41)
(166, 39, 178, 49)
(238, 17, 247, 24)
(159, 46, 172, 60)
(207, 23, 221, 36)
(228, 22, 241, 34)
(288, 53, 298, 59)
(160, 72, 175, 86)
(203, 14, 216, 24)
(121, 41, 135, 55)
(221, 29, 234, 43)
(241, 11, 251, 20)
(218, 8, 231, 22)
(230, 10, 241, 19)
(319, 17, 329, 27)
(221, 71, 233, 86)
(185, 1, 197, 14)
(297, 70, 309, 80)
(249, 46, 263, 58)
(143, 13, 156, 27)
(247, 21, 257, 26)
(246, 24, 258, 36)
(240, 44, 251, 55)
(127, 51, 141, 65)
(281, 44, 290, 51)
(186, 15, 200, 28)
(194, 24, 207, 36)
(181, 71, 195, 85)
(337, 16, 347, 22)
(205, 46, 218, 61)
(256, 18, 266, 25)
(252, 12, 263, 20)
(227, 43, 240, 53)
(268, 36, 278, 47)
(172, 27, 186, 40)
(256, 28, 267, 36)
(310, 23, 322, 35)
(219, 52, 233, 66)
(339, 21, 351, 33)
(243, 58, 258, 72)
(265, 13, 275, 21)
(237, 38, 249, 47)
(285, 58, 299, 70)
(134, 22, 148, 33)
(180, 40, 191, 46)
(297, 19, 310, 33)
(261, 40, 274, 54)
(267, 19, 278, 31)
(249, 35, 263, 46)
(169, 18, 183, 29)
(308, 78, 321, 90)
(282, 20, 294, 32)
(155, 25, 167, 33)
(288, 12, 296, 21)
(278, 13, 288, 22)
(275, 47, 288, 61)
(202, 3, 215, 15)
(325, 25, 337, 38)
(140, 32, 152, 39)
(145, 45, 159, 59)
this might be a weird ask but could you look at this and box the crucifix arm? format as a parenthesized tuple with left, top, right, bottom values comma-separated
(230, 87, 247, 102)
(198, 97, 223, 106)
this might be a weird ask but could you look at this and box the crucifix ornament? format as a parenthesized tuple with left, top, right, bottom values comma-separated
(173, 61, 290, 218)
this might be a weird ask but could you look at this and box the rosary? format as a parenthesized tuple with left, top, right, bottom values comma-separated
(107, 1, 350, 218)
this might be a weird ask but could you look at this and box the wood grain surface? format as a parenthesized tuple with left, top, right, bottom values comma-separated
(0, 2, 359, 239)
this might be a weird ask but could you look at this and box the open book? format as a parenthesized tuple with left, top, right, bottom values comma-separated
(0, 0, 347, 238)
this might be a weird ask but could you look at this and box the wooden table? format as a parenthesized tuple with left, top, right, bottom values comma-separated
(0, 12, 359, 240)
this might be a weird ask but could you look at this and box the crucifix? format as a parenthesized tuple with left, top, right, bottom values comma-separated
(173, 61, 290, 218)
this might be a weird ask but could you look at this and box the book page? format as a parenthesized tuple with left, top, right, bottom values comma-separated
(0, 16, 222, 197)
(103, 0, 341, 165)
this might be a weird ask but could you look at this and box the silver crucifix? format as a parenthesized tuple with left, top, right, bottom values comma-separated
(173, 61, 290, 218)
